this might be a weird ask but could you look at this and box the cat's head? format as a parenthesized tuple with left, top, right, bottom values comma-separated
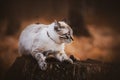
(54, 20, 74, 43)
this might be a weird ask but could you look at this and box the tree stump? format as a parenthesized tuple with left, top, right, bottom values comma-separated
(4, 55, 120, 80)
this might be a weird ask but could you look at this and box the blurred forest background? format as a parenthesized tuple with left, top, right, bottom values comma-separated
(0, 0, 120, 79)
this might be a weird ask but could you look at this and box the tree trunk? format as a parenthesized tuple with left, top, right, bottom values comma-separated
(4, 55, 120, 80)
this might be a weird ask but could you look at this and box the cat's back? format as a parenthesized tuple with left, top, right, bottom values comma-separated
(22, 23, 47, 33)
(21, 23, 48, 37)
(19, 23, 48, 54)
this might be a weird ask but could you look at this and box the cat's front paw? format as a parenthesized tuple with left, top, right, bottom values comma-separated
(65, 58, 73, 64)
(38, 61, 47, 70)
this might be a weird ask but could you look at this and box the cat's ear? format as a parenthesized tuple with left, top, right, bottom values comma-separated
(61, 18, 70, 25)
(54, 20, 61, 31)
(54, 20, 59, 26)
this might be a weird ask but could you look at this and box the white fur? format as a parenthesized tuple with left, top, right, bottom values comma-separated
(19, 21, 73, 70)
(19, 23, 64, 54)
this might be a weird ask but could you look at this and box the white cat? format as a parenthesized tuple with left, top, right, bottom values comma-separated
(19, 20, 74, 70)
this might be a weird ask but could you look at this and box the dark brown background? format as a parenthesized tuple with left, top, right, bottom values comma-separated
(0, 0, 120, 80)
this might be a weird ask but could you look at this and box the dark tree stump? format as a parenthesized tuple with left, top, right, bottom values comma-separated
(4, 55, 120, 80)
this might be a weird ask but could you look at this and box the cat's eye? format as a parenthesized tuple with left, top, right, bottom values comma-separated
(60, 26, 65, 28)
(63, 33, 70, 35)
(63, 33, 67, 35)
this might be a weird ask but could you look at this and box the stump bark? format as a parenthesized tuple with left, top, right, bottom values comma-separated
(4, 55, 120, 80)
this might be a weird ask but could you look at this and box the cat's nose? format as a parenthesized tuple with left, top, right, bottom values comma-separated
(66, 35, 74, 41)
(70, 36, 74, 41)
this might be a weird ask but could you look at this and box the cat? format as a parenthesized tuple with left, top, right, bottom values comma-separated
(19, 20, 74, 70)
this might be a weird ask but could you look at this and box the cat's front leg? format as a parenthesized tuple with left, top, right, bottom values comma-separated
(55, 51, 73, 64)
(32, 50, 47, 70)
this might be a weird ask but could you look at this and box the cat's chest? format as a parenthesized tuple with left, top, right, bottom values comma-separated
(45, 42, 63, 51)
(35, 28, 64, 51)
